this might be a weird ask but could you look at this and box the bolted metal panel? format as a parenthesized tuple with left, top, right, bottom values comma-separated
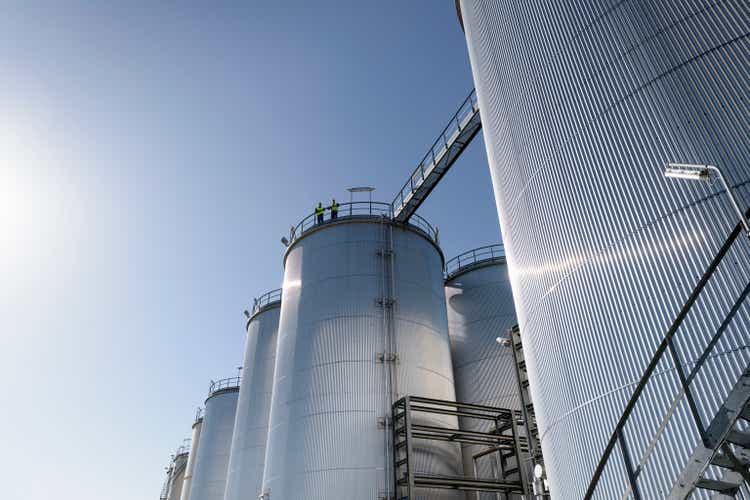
(261, 218, 462, 500)
(167, 452, 189, 500)
(459, 1, 750, 498)
(445, 255, 520, 484)
(188, 389, 239, 500)
(224, 299, 281, 500)
(180, 418, 203, 500)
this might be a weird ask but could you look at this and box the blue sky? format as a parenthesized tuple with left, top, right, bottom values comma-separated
(0, 2, 499, 498)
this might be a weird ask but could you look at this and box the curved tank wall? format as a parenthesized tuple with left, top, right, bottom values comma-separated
(167, 452, 189, 500)
(224, 294, 281, 500)
(180, 416, 203, 500)
(459, 1, 750, 498)
(188, 385, 239, 500)
(444, 248, 520, 483)
(261, 216, 462, 500)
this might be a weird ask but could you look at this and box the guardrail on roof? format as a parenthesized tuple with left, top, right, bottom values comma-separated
(444, 244, 505, 280)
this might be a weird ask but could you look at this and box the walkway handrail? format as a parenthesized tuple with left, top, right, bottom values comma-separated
(445, 244, 505, 279)
(584, 208, 750, 499)
(252, 288, 282, 315)
(286, 201, 438, 245)
(391, 88, 479, 218)
(208, 376, 241, 396)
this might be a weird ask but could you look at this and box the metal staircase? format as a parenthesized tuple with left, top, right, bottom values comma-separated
(391, 89, 482, 223)
(584, 210, 750, 499)
(508, 325, 549, 498)
(670, 368, 750, 498)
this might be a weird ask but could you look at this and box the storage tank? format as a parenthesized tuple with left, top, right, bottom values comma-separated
(261, 202, 462, 500)
(224, 289, 281, 500)
(444, 245, 520, 483)
(167, 445, 190, 500)
(188, 379, 240, 500)
(457, 1, 750, 498)
(180, 410, 204, 500)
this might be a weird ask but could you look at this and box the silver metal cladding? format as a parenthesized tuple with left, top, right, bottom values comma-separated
(187, 386, 239, 500)
(459, 1, 750, 498)
(224, 297, 281, 500)
(261, 216, 463, 499)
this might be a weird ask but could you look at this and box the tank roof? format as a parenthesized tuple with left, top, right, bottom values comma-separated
(444, 244, 506, 281)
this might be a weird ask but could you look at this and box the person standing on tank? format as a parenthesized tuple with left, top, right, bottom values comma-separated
(315, 202, 325, 225)
(329, 198, 339, 221)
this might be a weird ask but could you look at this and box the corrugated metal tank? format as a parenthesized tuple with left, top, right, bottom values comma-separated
(224, 290, 281, 500)
(458, 1, 750, 498)
(444, 245, 520, 483)
(188, 381, 240, 500)
(180, 414, 203, 500)
(261, 207, 462, 500)
(167, 450, 189, 500)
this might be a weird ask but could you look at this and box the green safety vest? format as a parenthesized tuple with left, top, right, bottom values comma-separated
(315, 206, 324, 215)
(331, 202, 339, 211)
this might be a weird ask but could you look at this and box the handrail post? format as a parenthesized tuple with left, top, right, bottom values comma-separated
(667, 339, 707, 443)
(617, 429, 642, 500)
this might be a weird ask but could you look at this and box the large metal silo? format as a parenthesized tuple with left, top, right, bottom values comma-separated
(224, 290, 281, 500)
(188, 380, 240, 500)
(167, 446, 190, 500)
(444, 245, 520, 485)
(458, 1, 750, 497)
(261, 203, 462, 500)
(180, 411, 203, 500)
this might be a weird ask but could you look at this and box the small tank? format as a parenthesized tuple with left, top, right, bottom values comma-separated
(180, 410, 203, 500)
(166, 444, 190, 500)
(187, 379, 240, 500)
(224, 289, 282, 500)
(444, 245, 521, 487)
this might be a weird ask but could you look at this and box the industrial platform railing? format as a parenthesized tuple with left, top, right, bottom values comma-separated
(584, 208, 750, 499)
(444, 244, 505, 280)
(251, 288, 282, 315)
(194, 406, 204, 422)
(287, 201, 438, 245)
(208, 376, 241, 396)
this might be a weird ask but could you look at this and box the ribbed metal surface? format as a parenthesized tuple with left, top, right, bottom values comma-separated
(180, 419, 203, 500)
(224, 300, 281, 500)
(188, 390, 239, 500)
(261, 218, 462, 500)
(459, 1, 750, 498)
(167, 453, 189, 500)
(445, 256, 520, 484)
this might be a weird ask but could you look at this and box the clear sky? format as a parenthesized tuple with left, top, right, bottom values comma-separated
(0, 2, 500, 498)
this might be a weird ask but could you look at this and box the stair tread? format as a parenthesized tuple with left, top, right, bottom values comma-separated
(695, 478, 741, 493)
(712, 452, 750, 470)
(726, 430, 750, 448)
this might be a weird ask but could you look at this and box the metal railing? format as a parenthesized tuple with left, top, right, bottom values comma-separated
(391, 88, 480, 219)
(286, 201, 439, 245)
(444, 244, 505, 280)
(208, 376, 241, 396)
(194, 406, 204, 422)
(584, 208, 750, 499)
(251, 288, 282, 315)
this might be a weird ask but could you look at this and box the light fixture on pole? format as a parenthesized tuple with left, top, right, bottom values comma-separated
(664, 162, 750, 239)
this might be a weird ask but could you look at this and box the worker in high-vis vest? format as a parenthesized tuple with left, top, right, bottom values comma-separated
(315, 202, 325, 224)
(329, 199, 339, 220)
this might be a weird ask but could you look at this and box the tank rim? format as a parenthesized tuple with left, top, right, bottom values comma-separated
(282, 215, 445, 268)
(245, 299, 281, 330)
(444, 256, 506, 282)
(204, 386, 239, 405)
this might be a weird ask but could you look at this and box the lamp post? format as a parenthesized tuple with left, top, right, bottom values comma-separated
(664, 162, 750, 239)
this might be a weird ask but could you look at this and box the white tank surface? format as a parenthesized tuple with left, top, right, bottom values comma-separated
(224, 289, 281, 500)
(444, 245, 521, 486)
(261, 202, 462, 500)
(180, 411, 203, 500)
(188, 379, 240, 500)
(167, 447, 190, 500)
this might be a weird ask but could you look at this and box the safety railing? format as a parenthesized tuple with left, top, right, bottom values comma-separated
(208, 376, 241, 396)
(194, 407, 204, 422)
(584, 208, 750, 499)
(445, 244, 505, 280)
(251, 288, 282, 315)
(391, 88, 480, 220)
(286, 201, 439, 245)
